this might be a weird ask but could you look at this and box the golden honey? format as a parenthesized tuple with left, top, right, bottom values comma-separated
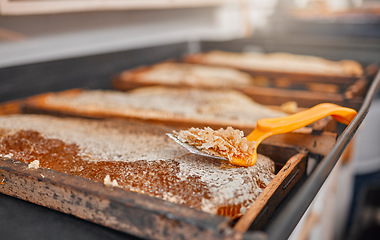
(0, 130, 211, 209)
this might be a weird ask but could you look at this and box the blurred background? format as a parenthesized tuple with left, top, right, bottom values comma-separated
(1, 0, 380, 239)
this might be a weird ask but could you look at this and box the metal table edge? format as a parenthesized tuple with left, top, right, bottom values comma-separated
(265, 70, 380, 240)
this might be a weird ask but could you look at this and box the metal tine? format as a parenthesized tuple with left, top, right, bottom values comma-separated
(166, 133, 227, 161)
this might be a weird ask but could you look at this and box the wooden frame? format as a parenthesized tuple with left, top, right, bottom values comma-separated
(0, 99, 311, 239)
(18, 88, 338, 157)
(0, 143, 308, 239)
(112, 61, 378, 110)
(21, 88, 295, 131)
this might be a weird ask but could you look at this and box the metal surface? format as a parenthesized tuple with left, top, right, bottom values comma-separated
(265, 69, 380, 240)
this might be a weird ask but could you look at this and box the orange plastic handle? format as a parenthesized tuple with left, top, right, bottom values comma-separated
(230, 103, 357, 167)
